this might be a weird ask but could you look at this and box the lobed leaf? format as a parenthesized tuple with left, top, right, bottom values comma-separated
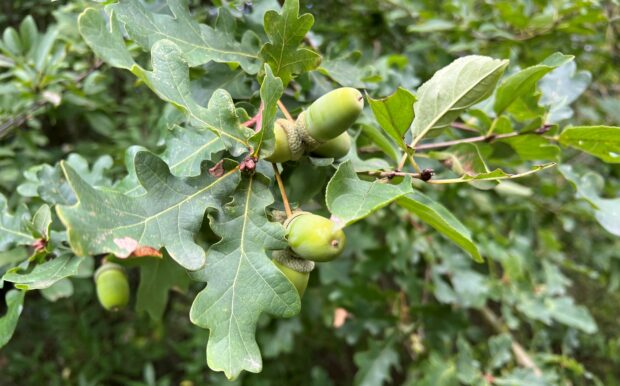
(190, 174, 300, 379)
(56, 152, 240, 271)
(260, 0, 321, 86)
(0, 194, 33, 252)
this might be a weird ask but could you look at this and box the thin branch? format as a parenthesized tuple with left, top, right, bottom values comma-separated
(451, 122, 480, 133)
(0, 59, 104, 139)
(272, 163, 292, 218)
(277, 100, 294, 122)
(479, 307, 543, 377)
(413, 125, 552, 152)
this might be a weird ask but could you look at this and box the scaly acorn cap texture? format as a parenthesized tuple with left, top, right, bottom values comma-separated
(312, 132, 352, 159)
(95, 263, 130, 311)
(285, 212, 346, 262)
(303, 87, 364, 142)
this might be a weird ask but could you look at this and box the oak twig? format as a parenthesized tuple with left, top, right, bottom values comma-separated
(277, 100, 294, 122)
(272, 163, 292, 218)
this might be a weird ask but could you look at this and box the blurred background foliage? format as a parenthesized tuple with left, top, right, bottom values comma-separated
(1, 0, 619, 385)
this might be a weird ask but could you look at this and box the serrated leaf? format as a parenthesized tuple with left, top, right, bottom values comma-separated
(412, 55, 508, 144)
(397, 191, 482, 262)
(0, 289, 25, 348)
(368, 87, 416, 149)
(326, 161, 413, 226)
(494, 52, 573, 115)
(559, 126, 620, 163)
(0, 194, 33, 252)
(2, 253, 84, 290)
(260, 0, 321, 86)
(111, 1, 261, 73)
(559, 165, 620, 236)
(136, 255, 190, 320)
(56, 152, 240, 271)
(253, 64, 283, 158)
(353, 338, 400, 386)
(190, 174, 300, 379)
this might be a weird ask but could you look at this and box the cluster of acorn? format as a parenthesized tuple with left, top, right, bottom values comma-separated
(93, 88, 364, 310)
(269, 87, 364, 298)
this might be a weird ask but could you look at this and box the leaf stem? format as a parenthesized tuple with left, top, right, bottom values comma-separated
(272, 163, 292, 218)
(277, 100, 294, 122)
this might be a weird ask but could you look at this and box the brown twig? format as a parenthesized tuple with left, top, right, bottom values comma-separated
(242, 103, 263, 129)
(272, 163, 292, 218)
(277, 100, 294, 122)
(365, 168, 434, 182)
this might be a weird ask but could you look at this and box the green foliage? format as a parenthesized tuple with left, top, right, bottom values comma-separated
(1, 0, 620, 385)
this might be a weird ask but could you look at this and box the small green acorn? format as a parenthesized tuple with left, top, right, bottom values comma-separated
(95, 263, 130, 312)
(265, 120, 293, 163)
(302, 87, 364, 142)
(285, 212, 346, 262)
(274, 259, 310, 296)
(312, 132, 351, 159)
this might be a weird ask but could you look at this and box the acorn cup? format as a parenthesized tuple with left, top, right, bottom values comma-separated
(265, 87, 363, 163)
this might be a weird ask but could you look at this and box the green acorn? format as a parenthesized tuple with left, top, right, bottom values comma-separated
(95, 263, 130, 312)
(302, 87, 364, 142)
(274, 259, 310, 297)
(312, 132, 351, 159)
(265, 120, 294, 163)
(285, 212, 346, 262)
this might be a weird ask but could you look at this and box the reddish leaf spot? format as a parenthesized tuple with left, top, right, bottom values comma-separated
(32, 238, 47, 252)
(209, 161, 225, 177)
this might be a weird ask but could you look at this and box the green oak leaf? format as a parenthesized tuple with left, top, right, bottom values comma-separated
(117, 126, 225, 196)
(135, 255, 190, 321)
(325, 161, 413, 226)
(559, 126, 620, 163)
(2, 253, 84, 290)
(368, 87, 417, 150)
(494, 52, 573, 115)
(0, 289, 25, 348)
(111, 1, 261, 73)
(253, 64, 284, 158)
(190, 174, 300, 379)
(411, 55, 508, 144)
(145, 40, 253, 155)
(397, 191, 482, 262)
(78, 8, 136, 71)
(0, 194, 33, 252)
(56, 152, 240, 271)
(260, 0, 321, 86)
